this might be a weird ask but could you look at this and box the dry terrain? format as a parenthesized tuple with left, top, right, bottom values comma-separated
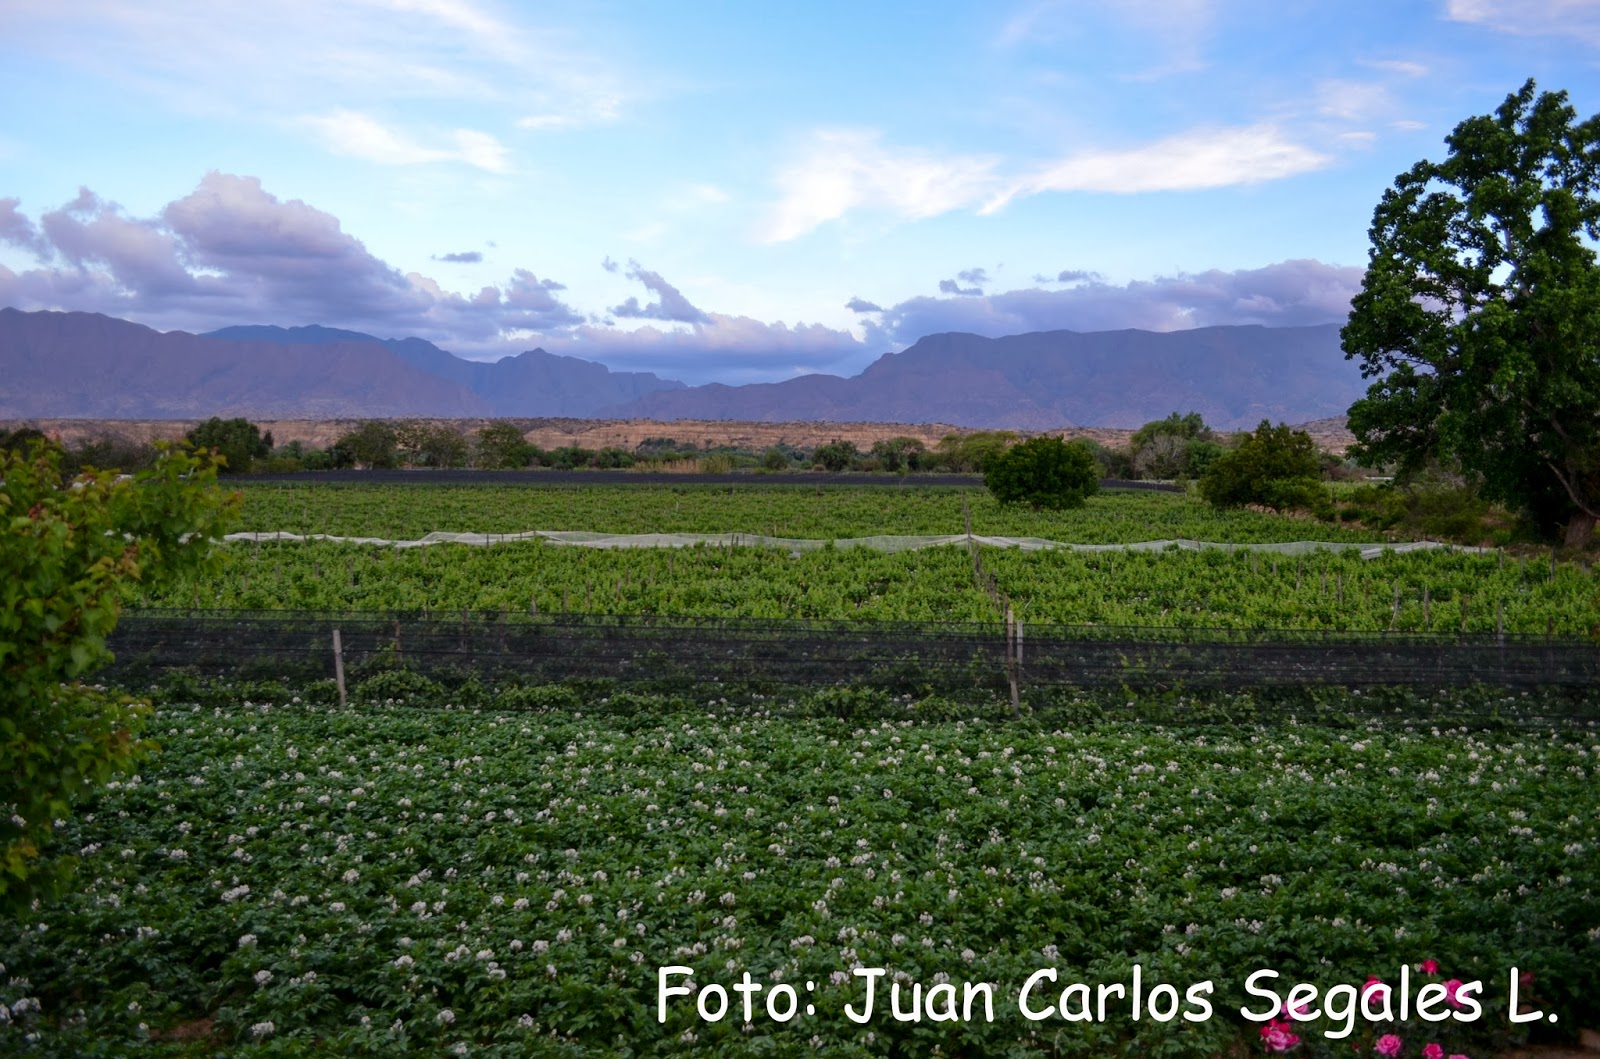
(3, 416, 1359, 456)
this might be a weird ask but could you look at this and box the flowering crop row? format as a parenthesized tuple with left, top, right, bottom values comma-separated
(3, 692, 1596, 1056)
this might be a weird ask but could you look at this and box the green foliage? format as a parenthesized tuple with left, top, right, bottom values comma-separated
(184, 417, 271, 474)
(332, 421, 399, 469)
(931, 430, 1018, 472)
(1200, 420, 1328, 513)
(983, 435, 1100, 510)
(869, 436, 926, 473)
(472, 422, 533, 469)
(811, 438, 859, 472)
(1129, 410, 1211, 451)
(395, 421, 468, 469)
(0, 440, 237, 914)
(2, 698, 1594, 1054)
(547, 445, 596, 470)
(1342, 80, 1600, 547)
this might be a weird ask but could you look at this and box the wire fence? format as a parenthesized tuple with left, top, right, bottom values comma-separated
(104, 609, 1600, 699)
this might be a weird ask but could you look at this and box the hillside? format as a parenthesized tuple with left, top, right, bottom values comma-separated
(604, 324, 1363, 430)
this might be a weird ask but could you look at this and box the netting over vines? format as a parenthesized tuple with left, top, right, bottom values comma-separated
(223, 530, 1488, 558)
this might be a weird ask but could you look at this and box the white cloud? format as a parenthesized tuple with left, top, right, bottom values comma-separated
(1360, 58, 1430, 77)
(982, 125, 1330, 213)
(1445, 0, 1600, 43)
(301, 111, 510, 172)
(763, 130, 1000, 242)
(5, 0, 630, 150)
(1316, 80, 1397, 122)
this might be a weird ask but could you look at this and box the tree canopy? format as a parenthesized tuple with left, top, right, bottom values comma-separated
(184, 417, 271, 474)
(1199, 421, 1328, 513)
(1, 441, 237, 912)
(983, 435, 1100, 510)
(1341, 79, 1600, 546)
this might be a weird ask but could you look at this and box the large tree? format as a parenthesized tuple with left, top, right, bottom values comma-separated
(1342, 80, 1600, 546)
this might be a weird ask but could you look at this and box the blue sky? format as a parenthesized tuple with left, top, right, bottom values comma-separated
(2, 0, 1597, 383)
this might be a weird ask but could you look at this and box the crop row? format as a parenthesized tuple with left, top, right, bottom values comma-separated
(2, 692, 1595, 1057)
(233, 483, 1388, 544)
(133, 538, 1600, 633)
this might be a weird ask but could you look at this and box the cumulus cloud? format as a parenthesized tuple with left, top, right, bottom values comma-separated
(0, 198, 48, 256)
(939, 278, 984, 296)
(845, 296, 883, 313)
(608, 260, 711, 324)
(434, 250, 483, 263)
(877, 259, 1363, 344)
(0, 172, 582, 345)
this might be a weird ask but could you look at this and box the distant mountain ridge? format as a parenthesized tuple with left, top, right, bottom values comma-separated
(0, 310, 683, 419)
(0, 308, 1364, 429)
(203, 324, 684, 416)
(602, 323, 1364, 430)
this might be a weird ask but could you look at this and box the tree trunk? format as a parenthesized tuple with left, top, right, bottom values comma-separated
(1564, 510, 1597, 548)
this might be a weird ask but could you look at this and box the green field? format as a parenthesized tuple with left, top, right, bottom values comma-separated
(8, 481, 1599, 1057)
(231, 482, 1388, 543)
(2, 693, 1595, 1057)
(130, 483, 1600, 633)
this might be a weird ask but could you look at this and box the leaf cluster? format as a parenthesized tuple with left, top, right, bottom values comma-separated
(0, 440, 238, 913)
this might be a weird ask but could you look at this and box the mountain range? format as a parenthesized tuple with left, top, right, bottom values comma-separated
(0, 308, 1367, 429)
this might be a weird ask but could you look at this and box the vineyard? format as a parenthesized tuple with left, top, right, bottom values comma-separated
(231, 482, 1389, 543)
(7, 480, 1600, 1057)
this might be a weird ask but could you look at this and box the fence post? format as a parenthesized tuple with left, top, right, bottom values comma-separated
(1004, 605, 1020, 720)
(1496, 599, 1504, 647)
(332, 628, 347, 708)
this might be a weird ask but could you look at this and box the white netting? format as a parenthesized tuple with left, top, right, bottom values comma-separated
(223, 530, 1487, 558)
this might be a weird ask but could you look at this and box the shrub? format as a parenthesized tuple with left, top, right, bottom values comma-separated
(1199, 421, 1328, 513)
(1, 440, 236, 913)
(983, 436, 1100, 510)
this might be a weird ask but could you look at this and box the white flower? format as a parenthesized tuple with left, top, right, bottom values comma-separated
(254, 970, 273, 986)
(342, 869, 360, 884)
(437, 1008, 456, 1025)
(250, 1021, 275, 1039)
(394, 955, 414, 968)
(238, 934, 258, 948)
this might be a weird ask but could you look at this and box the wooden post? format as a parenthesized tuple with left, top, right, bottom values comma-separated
(1496, 599, 1505, 646)
(1296, 561, 1302, 592)
(529, 594, 538, 616)
(1461, 593, 1469, 633)
(1336, 571, 1343, 606)
(1004, 606, 1020, 720)
(332, 628, 347, 707)
(392, 620, 402, 661)
(1423, 586, 1431, 630)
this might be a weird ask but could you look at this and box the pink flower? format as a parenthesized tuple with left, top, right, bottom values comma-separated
(1448, 1054, 1470, 1059)
(1442, 979, 1465, 1009)
(1374, 1034, 1403, 1057)
(1363, 976, 1390, 1002)
(1419, 959, 1439, 975)
(1260, 1019, 1301, 1053)
(1287, 998, 1314, 1022)
(1422, 1045, 1444, 1059)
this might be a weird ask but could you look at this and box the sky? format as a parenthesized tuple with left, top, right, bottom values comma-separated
(2, 0, 1598, 384)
